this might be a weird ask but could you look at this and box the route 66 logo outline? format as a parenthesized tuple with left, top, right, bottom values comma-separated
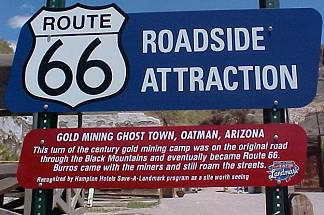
(23, 3, 129, 109)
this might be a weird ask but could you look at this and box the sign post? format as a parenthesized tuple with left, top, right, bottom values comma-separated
(31, 113, 58, 214)
(264, 109, 289, 215)
(30, 2, 64, 215)
(260, 1, 289, 215)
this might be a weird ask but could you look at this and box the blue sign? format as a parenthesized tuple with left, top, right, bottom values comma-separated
(5, 4, 322, 112)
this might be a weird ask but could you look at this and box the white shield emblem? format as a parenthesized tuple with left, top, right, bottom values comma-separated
(24, 4, 127, 108)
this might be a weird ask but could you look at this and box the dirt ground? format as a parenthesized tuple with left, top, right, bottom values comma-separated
(84, 187, 324, 215)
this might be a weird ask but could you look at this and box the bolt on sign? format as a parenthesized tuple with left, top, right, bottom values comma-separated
(17, 124, 307, 189)
(5, 4, 322, 112)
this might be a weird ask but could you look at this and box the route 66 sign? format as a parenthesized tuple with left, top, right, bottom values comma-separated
(25, 4, 127, 107)
(5, 6, 322, 112)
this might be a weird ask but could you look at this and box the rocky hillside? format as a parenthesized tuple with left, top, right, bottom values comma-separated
(0, 113, 160, 161)
(0, 116, 31, 160)
(288, 45, 324, 134)
(321, 45, 324, 68)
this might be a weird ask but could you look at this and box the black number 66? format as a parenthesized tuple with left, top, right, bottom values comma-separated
(38, 38, 112, 96)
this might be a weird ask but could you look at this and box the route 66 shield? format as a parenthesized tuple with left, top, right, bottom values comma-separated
(24, 4, 128, 108)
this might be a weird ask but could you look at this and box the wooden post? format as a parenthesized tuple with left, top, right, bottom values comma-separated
(289, 193, 314, 215)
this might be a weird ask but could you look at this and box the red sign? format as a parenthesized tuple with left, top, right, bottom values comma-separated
(17, 124, 307, 189)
